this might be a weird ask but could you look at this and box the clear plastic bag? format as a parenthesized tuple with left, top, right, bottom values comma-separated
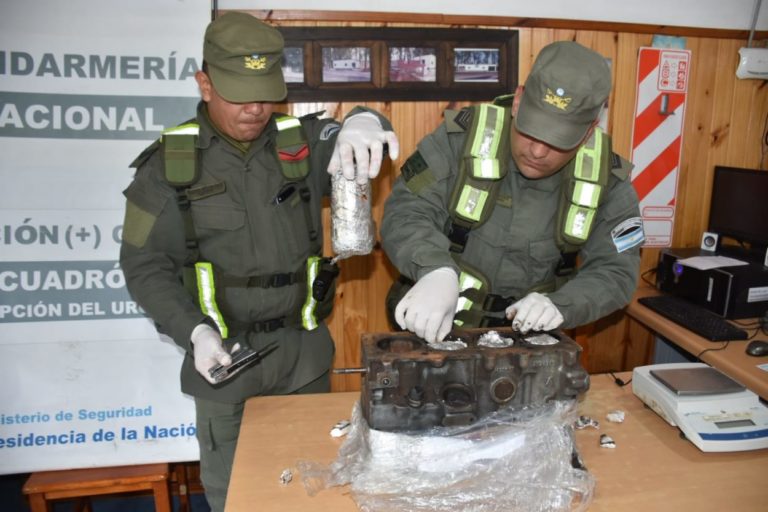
(298, 400, 594, 512)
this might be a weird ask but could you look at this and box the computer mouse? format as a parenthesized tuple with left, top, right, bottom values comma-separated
(745, 340, 768, 357)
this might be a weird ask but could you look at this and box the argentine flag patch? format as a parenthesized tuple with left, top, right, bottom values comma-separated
(611, 217, 645, 253)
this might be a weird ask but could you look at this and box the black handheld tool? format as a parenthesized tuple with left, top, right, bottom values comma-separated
(208, 341, 279, 384)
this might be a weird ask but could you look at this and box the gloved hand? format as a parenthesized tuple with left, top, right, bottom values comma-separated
(191, 323, 232, 384)
(505, 292, 564, 334)
(327, 112, 400, 184)
(395, 267, 459, 344)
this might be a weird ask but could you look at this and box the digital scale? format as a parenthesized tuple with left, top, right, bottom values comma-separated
(632, 362, 768, 452)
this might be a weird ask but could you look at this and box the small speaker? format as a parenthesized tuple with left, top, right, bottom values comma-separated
(700, 231, 720, 252)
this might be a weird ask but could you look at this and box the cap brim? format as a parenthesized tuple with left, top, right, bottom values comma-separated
(208, 65, 287, 103)
(514, 92, 592, 151)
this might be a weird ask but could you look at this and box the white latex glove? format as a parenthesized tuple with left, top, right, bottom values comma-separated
(191, 323, 232, 384)
(327, 112, 400, 184)
(505, 292, 564, 334)
(395, 267, 459, 344)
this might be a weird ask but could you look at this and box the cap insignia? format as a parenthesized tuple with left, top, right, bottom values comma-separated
(543, 88, 572, 111)
(244, 54, 268, 70)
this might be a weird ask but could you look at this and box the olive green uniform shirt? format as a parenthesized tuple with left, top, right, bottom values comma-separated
(380, 112, 642, 328)
(120, 103, 389, 402)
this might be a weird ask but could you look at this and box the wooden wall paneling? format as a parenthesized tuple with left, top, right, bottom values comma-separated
(530, 28, 557, 67)
(577, 310, 624, 372)
(757, 79, 768, 170)
(734, 60, 768, 169)
(625, 315, 656, 367)
(703, 40, 746, 249)
(333, 254, 370, 391)
(744, 74, 768, 169)
(367, 249, 398, 333)
(675, 37, 720, 248)
(515, 28, 532, 80)
(729, 65, 761, 168)
(553, 29, 578, 46)
(754, 81, 768, 170)
(612, 34, 651, 162)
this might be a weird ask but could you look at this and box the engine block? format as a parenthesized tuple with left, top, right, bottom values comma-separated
(360, 328, 589, 431)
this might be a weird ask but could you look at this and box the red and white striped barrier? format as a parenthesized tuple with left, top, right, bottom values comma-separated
(630, 47, 691, 247)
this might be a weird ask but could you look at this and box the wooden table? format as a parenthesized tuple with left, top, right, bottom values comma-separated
(627, 285, 768, 401)
(226, 373, 768, 511)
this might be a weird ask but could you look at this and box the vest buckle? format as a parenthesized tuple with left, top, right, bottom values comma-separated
(253, 317, 285, 333)
(267, 273, 294, 288)
(555, 252, 578, 277)
(448, 223, 471, 253)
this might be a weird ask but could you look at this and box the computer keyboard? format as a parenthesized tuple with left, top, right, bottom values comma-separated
(638, 295, 749, 341)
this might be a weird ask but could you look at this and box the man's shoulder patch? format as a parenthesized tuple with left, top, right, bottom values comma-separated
(401, 151, 429, 183)
(444, 108, 473, 133)
(610, 152, 633, 181)
(611, 216, 645, 253)
(401, 150, 437, 194)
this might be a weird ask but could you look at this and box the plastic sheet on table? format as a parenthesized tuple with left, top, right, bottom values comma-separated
(298, 399, 594, 512)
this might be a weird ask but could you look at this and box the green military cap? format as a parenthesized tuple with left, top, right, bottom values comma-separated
(203, 12, 287, 103)
(515, 41, 610, 150)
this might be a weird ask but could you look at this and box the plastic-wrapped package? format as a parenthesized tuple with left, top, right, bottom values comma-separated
(298, 400, 594, 512)
(331, 171, 374, 260)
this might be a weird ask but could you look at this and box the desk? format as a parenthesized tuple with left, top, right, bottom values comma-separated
(627, 285, 768, 401)
(226, 374, 768, 512)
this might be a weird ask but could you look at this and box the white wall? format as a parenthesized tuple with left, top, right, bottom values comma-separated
(220, 0, 768, 32)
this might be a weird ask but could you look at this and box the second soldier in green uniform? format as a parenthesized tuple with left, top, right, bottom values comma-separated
(381, 41, 643, 343)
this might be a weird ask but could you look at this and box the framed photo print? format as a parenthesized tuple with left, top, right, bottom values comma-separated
(321, 46, 372, 83)
(282, 46, 305, 83)
(278, 27, 518, 101)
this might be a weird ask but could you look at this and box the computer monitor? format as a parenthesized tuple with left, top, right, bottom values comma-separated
(707, 165, 768, 257)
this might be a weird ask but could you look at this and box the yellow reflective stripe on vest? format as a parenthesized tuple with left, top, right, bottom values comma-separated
(564, 128, 605, 242)
(195, 262, 228, 338)
(276, 116, 301, 131)
(573, 181, 601, 208)
(573, 127, 602, 182)
(454, 104, 506, 222)
(455, 271, 484, 321)
(459, 271, 483, 292)
(456, 186, 489, 222)
(565, 206, 596, 241)
(161, 123, 199, 138)
(469, 104, 504, 161)
(471, 158, 500, 179)
(301, 256, 322, 331)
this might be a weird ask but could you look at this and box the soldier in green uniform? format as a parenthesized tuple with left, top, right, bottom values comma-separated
(381, 41, 644, 344)
(119, 13, 398, 512)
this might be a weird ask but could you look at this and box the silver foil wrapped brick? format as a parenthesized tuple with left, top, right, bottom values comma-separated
(331, 172, 374, 260)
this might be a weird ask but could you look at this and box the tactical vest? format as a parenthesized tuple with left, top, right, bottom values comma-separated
(388, 104, 612, 329)
(161, 114, 338, 337)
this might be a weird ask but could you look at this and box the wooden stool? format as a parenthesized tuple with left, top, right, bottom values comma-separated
(22, 463, 172, 512)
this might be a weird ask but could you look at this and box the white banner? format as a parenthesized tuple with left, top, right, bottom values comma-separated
(0, 0, 209, 474)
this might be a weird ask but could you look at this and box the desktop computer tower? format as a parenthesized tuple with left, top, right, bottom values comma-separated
(655, 248, 768, 319)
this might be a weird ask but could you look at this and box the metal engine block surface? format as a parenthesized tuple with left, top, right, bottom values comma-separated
(361, 328, 589, 431)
